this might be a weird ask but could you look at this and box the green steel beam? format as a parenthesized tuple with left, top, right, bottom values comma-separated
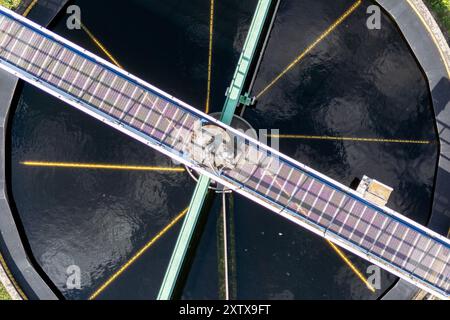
(157, 175, 210, 300)
(157, 0, 274, 300)
(220, 0, 273, 124)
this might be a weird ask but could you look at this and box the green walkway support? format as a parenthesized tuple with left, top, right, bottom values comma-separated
(220, 0, 274, 124)
(157, 0, 275, 300)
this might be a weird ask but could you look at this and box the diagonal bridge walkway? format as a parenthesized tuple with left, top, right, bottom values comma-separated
(0, 6, 448, 299)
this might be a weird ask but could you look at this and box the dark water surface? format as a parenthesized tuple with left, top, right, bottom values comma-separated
(9, 0, 437, 299)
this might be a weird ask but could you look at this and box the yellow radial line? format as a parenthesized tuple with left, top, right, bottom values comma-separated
(89, 207, 189, 300)
(79, 21, 123, 69)
(23, 0, 38, 17)
(256, 0, 362, 99)
(78, 21, 156, 119)
(21, 161, 185, 172)
(327, 240, 376, 293)
(405, 0, 450, 78)
(294, 204, 375, 292)
(205, 0, 215, 114)
(267, 134, 431, 144)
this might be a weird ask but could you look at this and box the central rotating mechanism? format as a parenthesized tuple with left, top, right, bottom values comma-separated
(184, 113, 258, 191)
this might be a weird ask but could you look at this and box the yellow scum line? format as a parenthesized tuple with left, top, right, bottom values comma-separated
(79, 19, 170, 129)
(405, 0, 450, 78)
(249, 171, 377, 292)
(205, 0, 214, 114)
(327, 240, 376, 292)
(267, 134, 431, 144)
(23, 0, 38, 17)
(79, 21, 123, 69)
(24, 1, 372, 295)
(21, 161, 185, 172)
(15, 6, 187, 301)
(294, 204, 375, 292)
(256, 0, 362, 99)
(89, 207, 188, 300)
(33, 20, 187, 299)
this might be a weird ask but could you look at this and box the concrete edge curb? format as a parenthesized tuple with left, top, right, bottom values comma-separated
(0, 252, 23, 300)
(0, 0, 69, 300)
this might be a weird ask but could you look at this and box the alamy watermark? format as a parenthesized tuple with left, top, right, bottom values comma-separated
(366, 5, 381, 30)
(170, 119, 281, 179)
(367, 265, 381, 290)
(66, 264, 81, 290)
(66, 5, 81, 30)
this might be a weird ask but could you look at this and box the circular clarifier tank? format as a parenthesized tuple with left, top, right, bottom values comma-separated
(8, 0, 438, 300)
